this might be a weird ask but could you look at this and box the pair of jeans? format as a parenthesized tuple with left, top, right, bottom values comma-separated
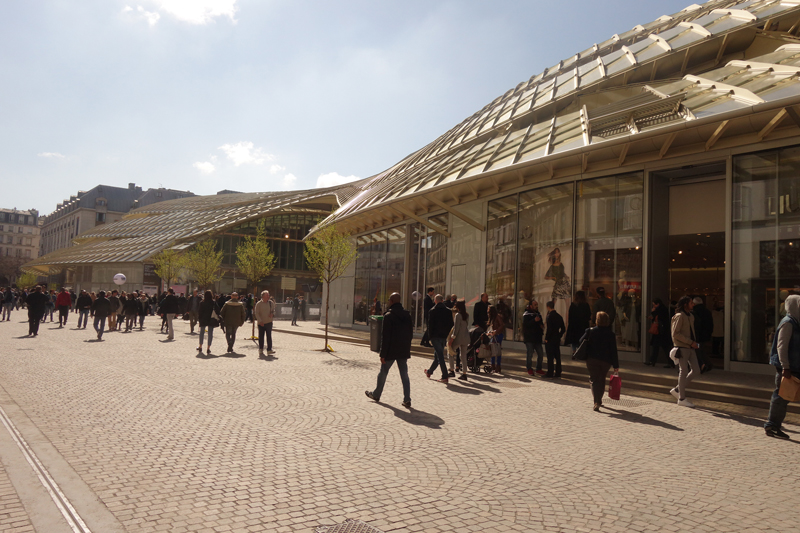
(1, 303, 11, 320)
(199, 325, 214, 347)
(372, 357, 410, 403)
(225, 325, 239, 350)
(78, 309, 90, 328)
(291, 311, 298, 325)
(108, 312, 117, 331)
(765, 369, 790, 430)
(138, 315, 145, 328)
(586, 358, 612, 404)
(258, 323, 273, 351)
(58, 306, 69, 325)
(94, 315, 106, 338)
(545, 340, 562, 376)
(125, 314, 136, 331)
(428, 337, 448, 379)
(525, 342, 544, 371)
(676, 347, 699, 400)
(164, 313, 175, 339)
(490, 333, 504, 366)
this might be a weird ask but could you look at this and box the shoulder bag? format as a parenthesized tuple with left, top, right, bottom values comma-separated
(572, 329, 592, 361)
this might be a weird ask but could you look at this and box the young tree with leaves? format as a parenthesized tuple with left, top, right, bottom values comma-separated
(304, 223, 358, 352)
(16, 271, 38, 289)
(151, 248, 186, 293)
(186, 239, 224, 291)
(236, 220, 277, 338)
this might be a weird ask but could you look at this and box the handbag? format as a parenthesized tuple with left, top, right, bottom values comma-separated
(572, 330, 591, 361)
(778, 375, 800, 402)
(608, 374, 622, 400)
(209, 309, 220, 328)
(489, 337, 502, 357)
(648, 320, 659, 336)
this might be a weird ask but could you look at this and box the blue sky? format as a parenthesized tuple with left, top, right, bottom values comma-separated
(1, 0, 693, 214)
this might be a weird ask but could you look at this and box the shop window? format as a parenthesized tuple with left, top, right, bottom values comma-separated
(485, 196, 517, 334)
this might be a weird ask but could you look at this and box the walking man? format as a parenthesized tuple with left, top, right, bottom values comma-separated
(424, 294, 454, 383)
(765, 294, 800, 439)
(420, 287, 435, 347)
(76, 290, 92, 329)
(2, 286, 13, 321)
(25, 286, 48, 337)
(220, 292, 246, 353)
(159, 288, 180, 340)
(187, 289, 201, 334)
(56, 287, 71, 327)
(544, 300, 565, 378)
(254, 290, 276, 357)
(91, 290, 112, 340)
(291, 293, 300, 326)
(108, 290, 120, 331)
(365, 292, 413, 408)
(522, 300, 545, 376)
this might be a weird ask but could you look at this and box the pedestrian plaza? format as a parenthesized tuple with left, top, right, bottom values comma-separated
(0, 316, 797, 533)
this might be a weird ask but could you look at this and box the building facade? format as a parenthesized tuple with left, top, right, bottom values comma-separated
(0, 208, 41, 285)
(318, 0, 800, 376)
(39, 183, 194, 256)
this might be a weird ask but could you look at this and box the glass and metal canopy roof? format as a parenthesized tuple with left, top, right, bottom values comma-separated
(319, 0, 800, 232)
(24, 185, 362, 272)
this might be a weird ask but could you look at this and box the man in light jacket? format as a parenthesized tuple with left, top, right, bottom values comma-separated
(254, 290, 276, 357)
(220, 292, 247, 353)
(670, 295, 700, 407)
(765, 294, 800, 439)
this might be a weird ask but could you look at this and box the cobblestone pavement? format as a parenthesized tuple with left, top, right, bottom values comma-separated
(0, 315, 798, 533)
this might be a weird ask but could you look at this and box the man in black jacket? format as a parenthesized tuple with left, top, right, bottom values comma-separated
(522, 300, 545, 375)
(544, 300, 566, 378)
(91, 290, 112, 340)
(25, 286, 49, 336)
(159, 288, 180, 340)
(76, 290, 92, 329)
(473, 292, 489, 327)
(420, 287, 435, 347)
(365, 293, 413, 408)
(425, 295, 455, 382)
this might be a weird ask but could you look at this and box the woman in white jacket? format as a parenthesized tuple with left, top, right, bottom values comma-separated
(449, 299, 472, 381)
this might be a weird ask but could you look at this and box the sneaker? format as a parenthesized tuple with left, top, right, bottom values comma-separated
(535, 369, 546, 375)
(765, 427, 790, 440)
(365, 391, 378, 402)
(401, 400, 411, 409)
(258, 349, 264, 356)
(669, 387, 680, 400)
(677, 398, 695, 408)
(527, 368, 534, 375)
(207, 348, 211, 355)
(447, 371, 455, 378)
(458, 374, 468, 381)
(437, 378, 449, 384)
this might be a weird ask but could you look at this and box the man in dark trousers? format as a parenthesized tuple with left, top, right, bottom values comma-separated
(473, 292, 489, 328)
(91, 290, 112, 340)
(592, 287, 615, 325)
(544, 300, 566, 378)
(291, 293, 300, 326)
(420, 287, 435, 347)
(159, 288, 180, 340)
(425, 294, 455, 383)
(365, 292, 413, 408)
(25, 286, 49, 337)
(522, 300, 545, 375)
(692, 296, 714, 373)
(56, 287, 71, 327)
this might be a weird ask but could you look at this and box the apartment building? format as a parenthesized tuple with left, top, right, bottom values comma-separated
(0, 208, 40, 260)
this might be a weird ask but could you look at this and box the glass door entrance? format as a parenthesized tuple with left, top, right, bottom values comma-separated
(649, 162, 727, 367)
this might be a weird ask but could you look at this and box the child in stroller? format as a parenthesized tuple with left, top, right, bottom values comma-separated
(464, 326, 495, 374)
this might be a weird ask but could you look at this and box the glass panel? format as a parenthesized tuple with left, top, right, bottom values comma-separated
(575, 173, 644, 352)
(385, 227, 405, 313)
(353, 235, 373, 325)
(485, 195, 518, 335)
(517, 184, 574, 341)
(425, 215, 448, 299)
(731, 147, 800, 364)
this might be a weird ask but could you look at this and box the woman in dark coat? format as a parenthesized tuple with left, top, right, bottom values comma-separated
(646, 298, 673, 367)
(565, 290, 592, 352)
(581, 311, 620, 411)
(198, 290, 221, 355)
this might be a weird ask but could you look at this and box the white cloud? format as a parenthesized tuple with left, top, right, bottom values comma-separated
(38, 152, 66, 159)
(193, 161, 215, 174)
(150, 0, 237, 25)
(269, 164, 286, 175)
(282, 174, 297, 189)
(218, 141, 274, 166)
(137, 6, 161, 26)
(316, 172, 361, 188)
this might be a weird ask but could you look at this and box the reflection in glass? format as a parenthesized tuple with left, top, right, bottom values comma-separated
(485, 196, 518, 335)
(425, 214, 448, 298)
(575, 173, 643, 351)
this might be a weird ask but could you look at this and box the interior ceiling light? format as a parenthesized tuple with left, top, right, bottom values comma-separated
(678, 250, 683, 254)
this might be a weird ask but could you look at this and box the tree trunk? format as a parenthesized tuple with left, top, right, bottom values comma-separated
(324, 279, 330, 352)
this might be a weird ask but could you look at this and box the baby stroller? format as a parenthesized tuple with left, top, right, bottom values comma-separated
(465, 326, 494, 374)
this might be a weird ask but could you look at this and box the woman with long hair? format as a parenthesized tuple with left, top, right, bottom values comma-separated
(581, 311, 620, 411)
(198, 290, 221, 355)
(487, 305, 505, 373)
(449, 299, 471, 381)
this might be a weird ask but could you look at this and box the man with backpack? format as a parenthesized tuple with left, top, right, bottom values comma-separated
(365, 292, 413, 408)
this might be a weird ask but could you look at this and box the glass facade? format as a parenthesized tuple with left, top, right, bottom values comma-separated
(353, 226, 406, 325)
(425, 214, 448, 298)
(219, 214, 319, 271)
(575, 174, 644, 351)
(732, 146, 800, 364)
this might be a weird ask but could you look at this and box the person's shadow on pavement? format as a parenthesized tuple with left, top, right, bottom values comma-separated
(603, 406, 684, 431)
(375, 402, 444, 429)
